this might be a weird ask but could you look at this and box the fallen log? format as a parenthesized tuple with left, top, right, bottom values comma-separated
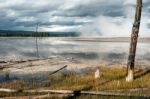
(49, 65, 67, 75)
(0, 89, 150, 98)
(135, 67, 150, 79)
(105, 87, 149, 92)
(4, 94, 73, 99)
(81, 91, 150, 98)
(0, 88, 18, 92)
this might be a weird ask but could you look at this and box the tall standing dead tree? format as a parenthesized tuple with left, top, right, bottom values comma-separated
(126, 0, 143, 82)
(35, 23, 39, 58)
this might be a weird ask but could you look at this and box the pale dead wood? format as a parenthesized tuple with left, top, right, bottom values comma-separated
(105, 87, 149, 92)
(81, 91, 150, 98)
(0, 88, 18, 92)
(0, 89, 150, 98)
(3, 94, 73, 99)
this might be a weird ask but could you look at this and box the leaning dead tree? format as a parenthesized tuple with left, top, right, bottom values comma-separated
(126, 0, 143, 82)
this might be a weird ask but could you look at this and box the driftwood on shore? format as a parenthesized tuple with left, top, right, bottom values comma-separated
(0, 88, 150, 98)
(49, 65, 67, 75)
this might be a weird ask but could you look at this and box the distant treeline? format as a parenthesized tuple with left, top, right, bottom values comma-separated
(0, 30, 80, 37)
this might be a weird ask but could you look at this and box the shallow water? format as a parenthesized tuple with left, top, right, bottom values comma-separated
(0, 37, 150, 61)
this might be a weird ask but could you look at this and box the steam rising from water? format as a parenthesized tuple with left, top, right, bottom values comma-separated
(79, 1, 150, 37)
(0, 38, 150, 61)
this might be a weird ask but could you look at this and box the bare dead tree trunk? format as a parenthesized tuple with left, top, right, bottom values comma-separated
(35, 23, 39, 58)
(126, 0, 143, 82)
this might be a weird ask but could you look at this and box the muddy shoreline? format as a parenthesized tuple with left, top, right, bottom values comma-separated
(0, 56, 149, 81)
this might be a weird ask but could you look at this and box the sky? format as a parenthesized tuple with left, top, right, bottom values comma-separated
(0, 0, 150, 37)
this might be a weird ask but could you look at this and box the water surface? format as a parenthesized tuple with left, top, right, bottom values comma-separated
(0, 37, 150, 61)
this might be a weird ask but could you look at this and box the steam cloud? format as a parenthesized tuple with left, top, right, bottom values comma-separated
(0, 0, 150, 37)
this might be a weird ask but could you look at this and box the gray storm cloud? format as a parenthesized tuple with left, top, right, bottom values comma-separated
(0, 0, 149, 37)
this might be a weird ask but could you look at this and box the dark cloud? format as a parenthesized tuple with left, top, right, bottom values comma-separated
(53, 0, 124, 17)
(0, 0, 149, 36)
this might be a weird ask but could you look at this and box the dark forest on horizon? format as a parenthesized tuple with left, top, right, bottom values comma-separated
(0, 30, 80, 37)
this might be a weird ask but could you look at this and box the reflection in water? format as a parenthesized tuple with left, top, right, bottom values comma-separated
(60, 52, 99, 59)
(0, 37, 150, 61)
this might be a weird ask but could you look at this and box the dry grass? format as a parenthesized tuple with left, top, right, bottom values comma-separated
(0, 66, 150, 97)
(47, 66, 150, 94)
